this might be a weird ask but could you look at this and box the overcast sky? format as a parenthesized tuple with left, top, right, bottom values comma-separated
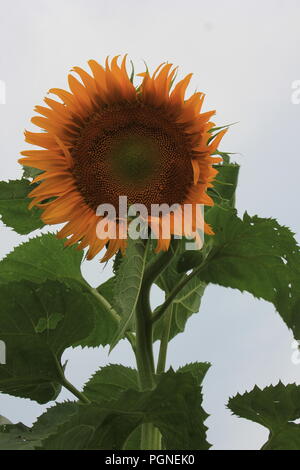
(0, 0, 300, 450)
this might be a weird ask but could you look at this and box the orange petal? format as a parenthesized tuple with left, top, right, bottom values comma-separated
(101, 239, 120, 262)
(191, 159, 200, 185)
(170, 73, 193, 106)
(208, 129, 228, 153)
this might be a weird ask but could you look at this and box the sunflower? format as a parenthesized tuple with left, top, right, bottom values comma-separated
(19, 56, 227, 261)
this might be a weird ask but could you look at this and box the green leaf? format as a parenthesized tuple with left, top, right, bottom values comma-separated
(177, 162, 240, 272)
(129, 60, 135, 83)
(163, 278, 206, 341)
(177, 362, 211, 386)
(34, 312, 63, 333)
(152, 164, 240, 341)
(228, 382, 300, 450)
(176, 163, 240, 274)
(110, 238, 148, 351)
(177, 250, 204, 273)
(0, 180, 45, 234)
(155, 239, 187, 293)
(33, 401, 78, 438)
(0, 415, 12, 425)
(123, 426, 142, 450)
(0, 233, 83, 285)
(34, 402, 93, 450)
(83, 364, 138, 403)
(154, 239, 206, 341)
(0, 234, 118, 347)
(0, 402, 78, 450)
(38, 368, 210, 450)
(0, 280, 94, 403)
(80, 277, 120, 348)
(208, 163, 240, 208)
(45, 425, 95, 450)
(83, 364, 140, 449)
(208, 122, 238, 135)
(22, 167, 43, 179)
(2, 365, 210, 450)
(77, 290, 119, 348)
(0, 423, 34, 450)
(201, 208, 300, 340)
(113, 249, 123, 274)
(96, 276, 116, 299)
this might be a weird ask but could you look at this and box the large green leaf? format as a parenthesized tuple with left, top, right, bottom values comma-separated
(155, 239, 187, 293)
(0, 402, 78, 450)
(0, 423, 35, 450)
(0, 180, 45, 234)
(0, 364, 210, 450)
(0, 234, 118, 347)
(83, 364, 140, 449)
(200, 208, 300, 339)
(131, 164, 240, 343)
(43, 424, 95, 450)
(228, 383, 300, 450)
(97, 276, 116, 299)
(110, 238, 148, 350)
(38, 367, 210, 450)
(175, 162, 240, 275)
(177, 361, 211, 386)
(172, 160, 299, 341)
(153, 239, 206, 341)
(0, 280, 94, 403)
(83, 364, 139, 402)
(154, 277, 206, 342)
(0, 233, 83, 285)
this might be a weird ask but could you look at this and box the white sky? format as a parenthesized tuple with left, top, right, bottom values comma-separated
(0, 0, 300, 450)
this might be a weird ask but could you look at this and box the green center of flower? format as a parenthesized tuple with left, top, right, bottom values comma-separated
(110, 135, 159, 185)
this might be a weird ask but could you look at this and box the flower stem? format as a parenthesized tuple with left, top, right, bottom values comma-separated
(133, 241, 154, 388)
(153, 306, 174, 450)
(134, 244, 156, 449)
(135, 289, 155, 391)
(141, 423, 157, 450)
(156, 306, 173, 374)
(134, 239, 180, 449)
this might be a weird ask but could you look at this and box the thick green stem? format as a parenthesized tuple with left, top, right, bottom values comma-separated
(154, 306, 174, 450)
(135, 239, 180, 389)
(135, 256, 156, 448)
(134, 239, 181, 449)
(135, 289, 155, 390)
(153, 427, 162, 449)
(156, 306, 173, 374)
(141, 423, 157, 450)
(134, 240, 180, 449)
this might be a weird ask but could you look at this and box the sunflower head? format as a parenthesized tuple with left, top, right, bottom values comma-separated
(19, 55, 227, 261)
